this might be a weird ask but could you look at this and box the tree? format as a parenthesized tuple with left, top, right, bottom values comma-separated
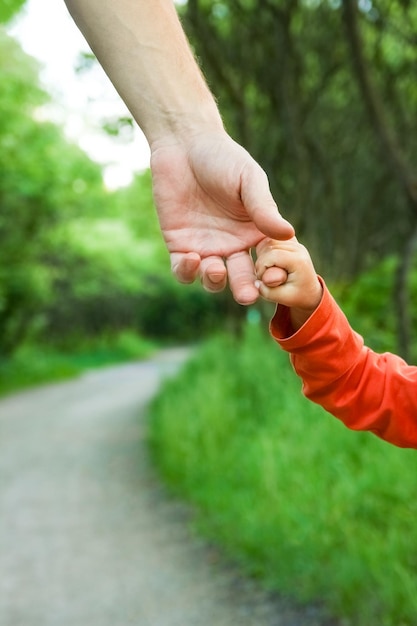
(0, 30, 108, 354)
(181, 0, 417, 355)
(341, 0, 417, 358)
(1, 24, 239, 354)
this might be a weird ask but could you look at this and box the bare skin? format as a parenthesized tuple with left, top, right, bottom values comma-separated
(64, 0, 294, 304)
(255, 238, 323, 331)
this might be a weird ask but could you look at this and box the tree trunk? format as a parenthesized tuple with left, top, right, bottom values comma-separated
(394, 219, 417, 362)
(342, 0, 417, 358)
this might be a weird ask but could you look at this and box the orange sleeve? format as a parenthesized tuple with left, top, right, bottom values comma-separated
(270, 277, 417, 448)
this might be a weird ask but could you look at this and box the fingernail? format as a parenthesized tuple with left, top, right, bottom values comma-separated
(210, 273, 226, 284)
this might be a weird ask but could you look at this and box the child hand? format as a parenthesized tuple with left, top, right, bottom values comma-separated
(255, 238, 323, 330)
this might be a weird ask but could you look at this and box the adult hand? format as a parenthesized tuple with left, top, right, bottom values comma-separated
(64, 1, 292, 304)
(151, 130, 294, 305)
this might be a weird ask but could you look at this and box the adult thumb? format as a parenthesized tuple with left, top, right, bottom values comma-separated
(241, 162, 294, 240)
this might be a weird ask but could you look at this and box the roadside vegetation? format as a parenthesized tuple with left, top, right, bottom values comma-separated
(148, 319, 417, 626)
(0, 331, 155, 396)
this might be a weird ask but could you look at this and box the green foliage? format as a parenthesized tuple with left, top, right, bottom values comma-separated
(182, 0, 417, 279)
(0, 30, 113, 354)
(43, 260, 243, 346)
(182, 0, 417, 357)
(0, 346, 79, 395)
(149, 324, 417, 625)
(0, 331, 155, 397)
(111, 170, 165, 242)
(0, 0, 26, 24)
(332, 256, 398, 353)
(332, 254, 417, 362)
(51, 217, 163, 298)
(0, 17, 246, 362)
(101, 116, 135, 140)
(135, 274, 244, 341)
(56, 330, 155, 368)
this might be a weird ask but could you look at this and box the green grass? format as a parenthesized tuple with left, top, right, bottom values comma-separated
(0, 330, 155, 396)
(148, 322, 417, 626)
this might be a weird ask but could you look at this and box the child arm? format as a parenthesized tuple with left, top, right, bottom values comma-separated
(255, 238, 417, 449)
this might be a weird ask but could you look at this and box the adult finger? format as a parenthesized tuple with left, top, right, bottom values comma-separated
(226, 251, 259, 305)
(256, 281, 280, 303)
(200, 256, 228, 293)
(262, 266, 288, 288)
(171, 252, 201, 284)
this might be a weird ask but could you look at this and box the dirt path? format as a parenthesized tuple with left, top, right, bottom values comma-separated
(0, 348, 335, 626)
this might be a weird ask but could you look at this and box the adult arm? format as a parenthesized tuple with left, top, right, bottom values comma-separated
(271, 280, 417, 448)
(64, 0, 294, 304)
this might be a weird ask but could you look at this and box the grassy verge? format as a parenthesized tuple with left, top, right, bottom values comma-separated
(148, 322, 417, 626)
(0, 330, 156, 396)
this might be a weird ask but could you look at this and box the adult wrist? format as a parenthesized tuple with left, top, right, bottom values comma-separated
(147, 104, 224, 151)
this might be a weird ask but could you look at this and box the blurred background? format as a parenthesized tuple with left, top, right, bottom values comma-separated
(1, 0, 417, 387)
(1, 0, 244, 393)
(1, 3, 417, 624)
(2, 0, 417, 391)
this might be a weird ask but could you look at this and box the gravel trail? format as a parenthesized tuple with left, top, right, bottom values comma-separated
(0, 348, 336, 626)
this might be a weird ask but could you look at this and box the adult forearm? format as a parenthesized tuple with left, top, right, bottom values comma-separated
(64, 0, 223, 145)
